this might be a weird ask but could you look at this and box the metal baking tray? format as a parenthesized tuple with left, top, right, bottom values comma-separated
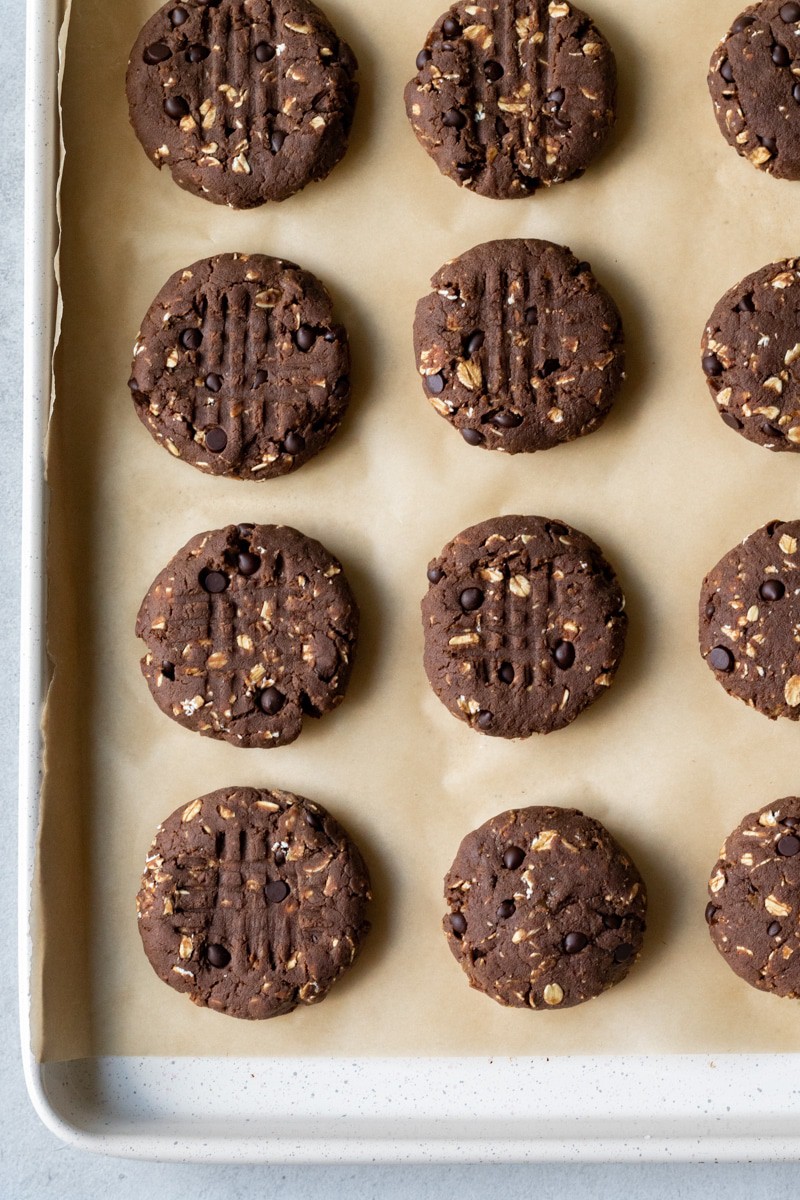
(20, 0, 800, 1161)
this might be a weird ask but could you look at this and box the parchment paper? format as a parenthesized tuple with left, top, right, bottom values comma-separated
(38, 0, 800, 1061)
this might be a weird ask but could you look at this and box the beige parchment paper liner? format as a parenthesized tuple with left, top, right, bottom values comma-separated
(39, 0, 800, 1060)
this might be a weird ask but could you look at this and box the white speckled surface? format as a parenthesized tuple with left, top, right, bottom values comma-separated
(7, 0, 800, 1190)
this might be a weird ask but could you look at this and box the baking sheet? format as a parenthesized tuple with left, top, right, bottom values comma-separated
(38, 0, 800, 1061)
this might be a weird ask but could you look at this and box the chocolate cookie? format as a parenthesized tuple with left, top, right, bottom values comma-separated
(700, 519, 800, 720)
(708, 2, 800, 180)
(128, 254, 351, 480)
(422, 516, 627, 737)
(404, 0, 617, 199)
(136, 523, 358, 747)
(701, 258, 800, 451)
(444, 806, 646, 1009)
(707, 797, 800, 998)
(413, 239, 624, 452)
(126, 0, 358, 208)
(137, 787, 371, 1019)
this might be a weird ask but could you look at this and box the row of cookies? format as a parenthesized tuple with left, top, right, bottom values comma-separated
(128, 0, 800, 210)
(129, 244, 800, 485)
(139, 783, 800, 1020)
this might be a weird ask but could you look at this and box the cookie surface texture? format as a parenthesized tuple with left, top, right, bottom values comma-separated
(708, 1, 800, 180)
(126, 0, 358, 207)
(699, 519, 800, 720)
(443, 806, 646, 1009)
(405, 0, 617, 199)
(707, 797, 800, 998)
(414, 239, 624, 452)
(701, 257, 800, 451)
(137, 787, 371, 1019)
(129, 253, 351, 480)
(136, 523, 358, 747)
(422, 515, 627, 737)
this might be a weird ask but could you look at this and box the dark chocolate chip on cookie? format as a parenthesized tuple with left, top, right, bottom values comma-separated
(707, 797, 800, 997)
(422, 515, 627, 737)
(137, 787, 371, 1018)
(126, 0, 358, 208)
(405, 0, 617, 198)
(699, 519, 800, 719)
(708, 1, 800, 179)
(414, 239, 624, 452)
(701, 258, 800, 451)
(129, 253, 351, 480)
(443, 806, 646, 1009)
(136, 523, 358, 747)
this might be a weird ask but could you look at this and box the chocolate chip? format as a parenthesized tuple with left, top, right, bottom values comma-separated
(306, 809, 324, 831)
(484, 60, 504, 81)
(416, 48, 432, 70)
(503, 846, 524, 870)
(476, 710, 493, 729)
(759, 578, 785, 601)
(237, 552, 261, 576)
(427, 567, 445, 584)
(705, 602, 715, 618)
(271, 130, 286, 153)
(564, 932, 588, 954)
(461, 428, 483, 446)
(773, 43, 792, 67)
(205, 373, 222, 392)
(169, 6, 188, 25)
(704, 903, 718, 925)
(274, 849, 286, 867)
(721, 412, 743, 431)
(204, 426, 227, 453)
(259, 687, 286, 715)
(708, 645, 734, 672)
(781, 2, 800, 22)
(492, 410, 523, 428)
(603, 913, 622, 929)
(206, 943, 230, 968)
(186, 43, 211, 62)
(443, 108, 467, 130)
(768, 921, 782, 937)
(793, 82, 800, 103)
(498, 662, 515, 684)
(161, 662, 175, 681)
(450, 911, 467, 937)
(702, 352, 723, 376)
(253, 369, 269, 387)
(613, 943, 634, 963)
(455, 162, 475, 180)
(265, 880, 290, 904)
(164, 95, 190, 119)
(496, 900, 515, 919)
(720, 58, 734, 82)
(553, 640, 575, 669)
(254, 41, 276, 62)
(759, 135, 778, 154)
(144, 41, 172, 64)
(442, 16, 461, 37)
(459, 587, 484, 612)
(524, 306, 538, 325)
(777, 834, 800, 857)
(200, 569, 228, 594)
(783, 816, 800, 827)
(426, 372, 445, 395)
(180, 327, 202, 350)
(732, 14, 756, 32)
(294, 324, 316, 352)
(573, 261, 591, 275)
(547, 87, 565, 107)
(466, 330, 485, 356)
(736, 293, 755, 313)
(283, 432, 306, 455)
(333, 376, 350, 398)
